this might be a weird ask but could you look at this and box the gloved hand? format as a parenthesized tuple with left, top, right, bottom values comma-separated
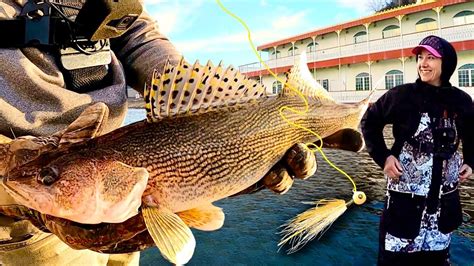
(233, 143, 317, 196)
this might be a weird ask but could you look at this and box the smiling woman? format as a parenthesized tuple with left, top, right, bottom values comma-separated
(361, 35, 474, 265)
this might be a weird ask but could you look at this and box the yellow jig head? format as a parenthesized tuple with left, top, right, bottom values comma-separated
(352, 191, 367, 205)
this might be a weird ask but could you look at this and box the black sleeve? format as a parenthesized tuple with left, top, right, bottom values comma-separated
(460, 96, 474, 168)
(361, 89, 397, 169)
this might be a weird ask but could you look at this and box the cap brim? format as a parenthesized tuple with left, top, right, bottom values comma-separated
(412, 45, 442, 58)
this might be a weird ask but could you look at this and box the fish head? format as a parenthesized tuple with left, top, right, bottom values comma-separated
(3, 150, 149, 224)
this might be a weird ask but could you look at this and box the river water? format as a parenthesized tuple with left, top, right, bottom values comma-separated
(125, 109, 474, 265)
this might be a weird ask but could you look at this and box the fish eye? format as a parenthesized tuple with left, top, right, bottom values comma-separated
(37, 166, 59, 186)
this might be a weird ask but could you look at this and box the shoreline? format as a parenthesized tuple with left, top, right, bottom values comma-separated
(127, 99, 144, 109)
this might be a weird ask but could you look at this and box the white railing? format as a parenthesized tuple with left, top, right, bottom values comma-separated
(340, 42, 368, 57)
(310, 47, 340, 61)
(328, 89, 388, 103)
(328, 87, 474, 103)
(239, 23, 474, 74)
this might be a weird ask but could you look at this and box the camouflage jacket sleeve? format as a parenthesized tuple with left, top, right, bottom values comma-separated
(111, 4, 182, 93)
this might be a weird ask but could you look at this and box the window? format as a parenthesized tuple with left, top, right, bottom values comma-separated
(354, 31, 367, 44)
(322, 79, 329, 91)
(271, 50, 281, 59)
(453, 10, 474, 25)
(317, 79, 329, 90)
(272, 81, 283, 94)
(288, 46, 299, 56)
(415, 18, 437, 32)
(306, 42, 318, 53)
(385, 70, 403, 89)
(458, 64, 474, 87)
(356, 72, 371, 91)
(382, 25, 400, 39)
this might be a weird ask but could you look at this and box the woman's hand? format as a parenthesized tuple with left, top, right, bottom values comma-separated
(459, 164, 472, 182)
(384, 155, 403, 181)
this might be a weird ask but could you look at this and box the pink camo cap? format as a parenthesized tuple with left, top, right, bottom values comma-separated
(412, 36, 444, 58)
(412, 45, 442, 58)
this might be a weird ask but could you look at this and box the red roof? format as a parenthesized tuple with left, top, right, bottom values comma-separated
(257, 0, 469, 51)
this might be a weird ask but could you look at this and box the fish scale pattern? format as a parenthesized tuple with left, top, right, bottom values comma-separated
(98, 94, 363, 213)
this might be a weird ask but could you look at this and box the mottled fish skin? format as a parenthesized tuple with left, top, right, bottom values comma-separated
(0, 142, 10, 177)
(0, 136, 60, 176)
(132, 96, 364, 212)
(5, 94, 365, 214)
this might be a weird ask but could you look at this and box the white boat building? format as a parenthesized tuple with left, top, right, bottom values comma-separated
(239, 0, 473, 102)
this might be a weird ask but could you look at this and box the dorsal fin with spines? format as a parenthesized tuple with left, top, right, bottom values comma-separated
(145, 58, 267, 122)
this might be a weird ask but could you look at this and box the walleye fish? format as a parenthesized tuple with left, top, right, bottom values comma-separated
(0, 103, 156, 253)
(3, 54, 369, 264)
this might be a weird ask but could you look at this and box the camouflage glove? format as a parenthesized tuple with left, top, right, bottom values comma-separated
(234, 143, 317, 195)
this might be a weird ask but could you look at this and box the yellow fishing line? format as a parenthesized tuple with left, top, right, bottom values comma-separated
(215, 0, 358, 193)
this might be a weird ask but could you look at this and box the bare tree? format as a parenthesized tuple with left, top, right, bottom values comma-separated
(367, 0, 418, 12)
(366, 0, 390, 12)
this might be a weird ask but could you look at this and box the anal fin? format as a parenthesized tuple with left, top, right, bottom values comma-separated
(59, 102, 110, 146)
(177, 203, 225, 231)
(142, 207, 196, 265)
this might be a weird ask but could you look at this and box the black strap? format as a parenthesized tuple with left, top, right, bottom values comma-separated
(0, 20, 27, 47)
(426, 108, 458, 214)
(426, 156, 443, 214)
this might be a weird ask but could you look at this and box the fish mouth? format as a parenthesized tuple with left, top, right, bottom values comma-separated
(2, 177, 55, 214)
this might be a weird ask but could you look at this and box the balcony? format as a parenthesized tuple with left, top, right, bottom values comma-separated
(328, 89, 388, 103)
(239, 23, 473, 74)
(328, 87, 474, 103)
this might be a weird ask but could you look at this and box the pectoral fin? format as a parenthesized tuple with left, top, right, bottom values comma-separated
(316, 128, 365, 152)
(59, 102, 110, 146)
(142, 207, 196, 265)
(177, 203, 225, 231)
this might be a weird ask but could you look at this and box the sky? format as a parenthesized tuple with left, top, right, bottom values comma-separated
(144, 0, 375, 67)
